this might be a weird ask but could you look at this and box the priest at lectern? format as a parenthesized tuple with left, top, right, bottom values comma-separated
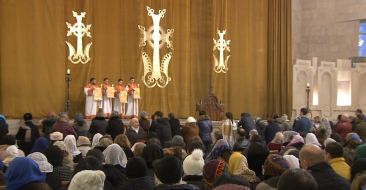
(84, 78, 98, 119)
(126, 77, 140, 117)
(114, 78, 127, 117)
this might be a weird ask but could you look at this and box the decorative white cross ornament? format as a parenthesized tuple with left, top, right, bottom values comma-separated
(65, 11, 92, 64)
(138, 6, 174, 88)
(213, 30, 231, 73)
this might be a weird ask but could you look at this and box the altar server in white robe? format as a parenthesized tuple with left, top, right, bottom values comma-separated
(113, 79, 127, 117)
(126, 77, 140, 117)
(101, 78, 113, 117)
(84, 78, 98, 119)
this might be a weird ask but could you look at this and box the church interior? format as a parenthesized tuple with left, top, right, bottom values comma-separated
(0, 0, 366, 190)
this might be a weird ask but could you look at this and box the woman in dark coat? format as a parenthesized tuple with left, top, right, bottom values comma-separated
(89, 110, 108, 136)
(246, 134, 269, 178)
(107, 111, 125, 140)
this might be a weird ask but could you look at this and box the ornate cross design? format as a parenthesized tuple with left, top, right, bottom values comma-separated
(66, 11, 92, 64)
(213, 30, 231, 73)
(138, 7, 174, 88)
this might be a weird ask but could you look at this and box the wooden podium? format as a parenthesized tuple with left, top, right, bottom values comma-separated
(196, 89, 224, 121)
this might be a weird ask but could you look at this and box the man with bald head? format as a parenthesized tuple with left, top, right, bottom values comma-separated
(299, 144, 350, 190)
(126, 117, 147, 145)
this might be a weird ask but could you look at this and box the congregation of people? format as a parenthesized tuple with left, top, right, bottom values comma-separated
(0, 107, 366, 190)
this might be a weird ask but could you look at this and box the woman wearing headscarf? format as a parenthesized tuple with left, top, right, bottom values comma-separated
(114, 134, 134, 159)
(64, 135, 82, 163)
(282, 131, 299, 146)
(30, 137, 49, 153)
(103, 144, 128, 174)
(77, 136, 91, 158)
(28, 152, 61, 190)
(255, 154, 290, 190)
(122, 156, 155, 190)
(285, 134, 304, 150)
(227, 151, 257, 183)
(68, 170, 105, 190)
(91, 133, 103, 148)
(44, 145, 73, 182)
(305, 133, 321, 147)
(267, 132, 284, 153)
(142, 143, 164, 177)
(53, 141, 74, 170)
(16, 113, 40, 155)
(4, 157, 50, 190)
(344, 132, 363, 165)
(2, 145, 25, 169)
(73, 113, 89, 137)
(206, 139, 231, 161)
(283, 155, 300, 169)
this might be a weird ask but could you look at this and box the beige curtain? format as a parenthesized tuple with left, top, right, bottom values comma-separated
(267, 0, 293, 117)
(0, 0, 291, 119)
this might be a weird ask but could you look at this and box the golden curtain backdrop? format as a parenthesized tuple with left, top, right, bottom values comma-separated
(0, 0, 291, 119)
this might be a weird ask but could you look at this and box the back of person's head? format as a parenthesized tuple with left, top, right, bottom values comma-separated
(299, 144, 325, 169)
(199, 111, 206, 116)
(23, 113, 33, 121)
(277, 168, 317, 190)
(74, 156, 103, 175)
(140, 111, 148, 119)
(300, 108, 309, 115)
(225, 112, 233, 120)
(154, 156, 183, 185)
(4, 157, 45, 190)
(351, 158, 366, 181)
(58, 112, 69, 122)
(132, 142, 146, 157)
(86, 148, 105, 163)
(250, 134, 262, 142)
(183, 149, 205, 176)
(147, 137, 161, 146)
(351, 171, 366, 190)
(69, 170, 105, 190)
(325, 142, 343, 159)
(171, 135, 185, 147)
(126, 156, 148, 178)
(43, 145, 64, 167)
(114, 134, 131, 149)
(110, 111, 119, 119)
(186, 137, 205, 154)
(142, 143, 163, 168)
(168, 113, 175, 119)
(214, 131, 223, 142)
(237, 128, 245, 138)
(263, 154, 290, 178)
(1, 135, 16, 145)
(213, 173, 250, 188)
(154, 111, 163, 118)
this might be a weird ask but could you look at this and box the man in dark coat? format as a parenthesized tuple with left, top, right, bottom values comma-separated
(168, 113, 182, 137)
(155, 117, 172, 148)
(126, 118, 147, 145)
(293, 108, 312, 137)
(88, 110, 108, 136)
(264, 114, 282, 144)
(197, 111, 213, 150)
(237, 112, 256, 139)
(16, 113, 40, 155)
(299, 144, 350, 190)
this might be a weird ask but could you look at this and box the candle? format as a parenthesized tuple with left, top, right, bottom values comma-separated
(307, 82, 310, 88)
(67, 69, 70, 74)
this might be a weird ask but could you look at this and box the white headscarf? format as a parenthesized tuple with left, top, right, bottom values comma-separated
(92, 133, 103, 148)
(3, 145, 25, 166)
(64, 135, 81, 157)
(283, 155, 300, 169)
(27, 152, 53, 173)
(69, 170, 105, 190)
(324, 138, 336, 147)
(103, 144, 127, 168)
(305, 133, 321, 146)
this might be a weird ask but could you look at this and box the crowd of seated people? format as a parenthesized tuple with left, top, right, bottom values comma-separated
(0, 108, 366, 190)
